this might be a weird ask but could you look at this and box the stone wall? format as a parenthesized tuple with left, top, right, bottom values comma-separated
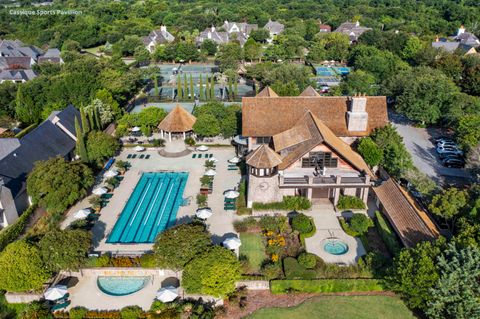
(5, 292, 43, 304)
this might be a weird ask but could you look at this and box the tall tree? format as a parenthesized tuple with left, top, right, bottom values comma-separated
(189, 73, 194, 99)
(210, 75, 215, 100)
(153, 73, 159, 97)
(228, 76, 233, 100)
(74, 117, 88, 163)
(233, 75, 238, 100)
(94, 105, 102, 130)
(88, 109, 96, 130)
(205, 74, 210, 100)
(429, 188, 468, 232)
(176, 75, 182, 100)
(86, 131, 120, 165)
(199, 74, 204, 101)
(80, 107, 90, 134)
(183, 73, 188, 99)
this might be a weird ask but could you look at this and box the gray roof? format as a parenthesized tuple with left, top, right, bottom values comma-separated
(0, 56, 32, 70)
(334, 21, 371, 42)
(0, 105, 79, 197)
(0, 69, 36, 82)
(264, 20, 284, 34)
(197, 28, 230, 45)
(432, 41, 460, 52)
(222, 21, 258, 35)
(144, 27, 175, 46)
(0, 138, 20, 161)
(0, 39, 43, 59)
(456, 32, 480, 47)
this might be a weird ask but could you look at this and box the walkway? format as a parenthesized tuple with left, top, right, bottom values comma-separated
(304, 203, 366, 265)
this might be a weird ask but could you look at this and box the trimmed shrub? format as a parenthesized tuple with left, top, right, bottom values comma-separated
(270, 279, 384, 294)
(259, 215, 288, 232)
(253, 196, 312, 211)
(69, 307, 88, 319)
(337, 195, 366, 209)
(261, 263, 284, 280)
(233, 217, 259, 232)
(139, 253, 157, 268)
(374, 211, 401, 255)
(297, 252, 317, 269)
(291, 213, 314, 234)
(0, 204, 36, 251)
(120, 306, 143, 319)
(283, 257, 316, 279)
(339, 218, 359, 237)
(14, 123, 37, 138)
(349, 214, 373, 235)
(150, 300, 167, 312)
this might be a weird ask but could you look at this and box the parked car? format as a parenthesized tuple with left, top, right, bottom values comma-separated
(435, 137, 454, 144)
(442, 157, 465, 168)
(436, 146, 463, 155)
(437, 141, 458, 148)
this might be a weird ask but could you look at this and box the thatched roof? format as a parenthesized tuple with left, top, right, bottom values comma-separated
(246, 144, 283, 168)
(373, 178, 440, 248)
(273, 111, 373, 176)
(242, 96, 387, 137)
(256, 86, 278, 97)
(158, 105, 196, 132)
(299, 86, 320, 97)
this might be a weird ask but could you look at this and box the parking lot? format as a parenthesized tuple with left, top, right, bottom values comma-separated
(389, 111, 470, 184)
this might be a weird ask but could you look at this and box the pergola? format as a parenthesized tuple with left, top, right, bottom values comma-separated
(157, 105, 197, 141)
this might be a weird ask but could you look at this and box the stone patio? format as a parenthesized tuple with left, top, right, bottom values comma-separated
(304, 203, 366, 265)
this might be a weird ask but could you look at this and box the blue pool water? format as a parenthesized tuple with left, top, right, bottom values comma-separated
(107, 172, 188, 243)
(97, 276, 149, 296)
(323, 239, 349, 255)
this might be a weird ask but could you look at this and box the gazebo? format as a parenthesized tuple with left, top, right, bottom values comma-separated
(157, 105, 197, 141)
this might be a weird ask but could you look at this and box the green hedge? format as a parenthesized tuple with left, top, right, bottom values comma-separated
(0, 204, 36, 251)
(253, 196, 311, 211)
(283, 257, 317, 279)
(14, 123, 37, 138)
(339, 218, 359, 237)
(270, 279, 384, 294)
(337, 195, 366, 210)
(374, 211, 402, 255)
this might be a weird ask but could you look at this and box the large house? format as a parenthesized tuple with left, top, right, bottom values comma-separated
(242, 87, 388, 208)
(196, 20, 258, 46)
(143, 26, 175, 53)
(0, 39, 62, 83)
(264, 20, 284, 42)
(334, 21, 371, 43)
(431, 25, 480, 55)
(0, 105, 79, 227)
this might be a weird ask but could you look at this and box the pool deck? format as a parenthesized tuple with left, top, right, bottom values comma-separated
(62, 145, 243, 253)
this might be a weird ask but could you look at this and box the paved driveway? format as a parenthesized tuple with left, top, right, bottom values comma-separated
(389, 111, 470, 184)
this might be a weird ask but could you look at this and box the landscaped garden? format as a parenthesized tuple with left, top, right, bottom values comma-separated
(246, 296, 416, 319)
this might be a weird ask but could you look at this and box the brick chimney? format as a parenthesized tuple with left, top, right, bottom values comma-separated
(346, 94, 368, 132)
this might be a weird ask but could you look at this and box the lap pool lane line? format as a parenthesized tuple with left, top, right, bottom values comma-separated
(121, 176, 158, 243)
(106, 174, 150, 243)
(134, 174, 168, 243)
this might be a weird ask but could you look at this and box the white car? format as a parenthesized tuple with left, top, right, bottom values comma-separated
(437, 141, 458, 148)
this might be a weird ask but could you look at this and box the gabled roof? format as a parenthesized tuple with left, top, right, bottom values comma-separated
(246, 144, 283, 168)
(242, 95, 387, 137)
(373, 178, 440, 248)
(0, 69, 36, 81)
(197, 28, 230, 45)
(264, 20, 284, 34)
(299, 86, 320, 97)
(273, 111, 373, 176)
(256, 86, 278, 97)
(157, 105, 196, 132)
(144, 27, 175, 46)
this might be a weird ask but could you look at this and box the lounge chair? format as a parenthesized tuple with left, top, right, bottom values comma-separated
(192, 154, 197, 158)
(115, 176, 124, 181)
(228, 167, 238, 171)
(101, 193, 113, 199)
(198, 154, 202, 159)
(139, 154, 145, 159)
(209, 154, 213, 158)
(131, 154, 137, 159)
(145, 154, 150, 159)
(127, 154, 132, 159)
(51, 300, 70, 312)
(224, 198, 236, 203)
(224, 205, 236, 211)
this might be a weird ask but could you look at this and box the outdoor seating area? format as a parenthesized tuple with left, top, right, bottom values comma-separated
(126, 154, 151, 159)
(192, 153, 214, 159)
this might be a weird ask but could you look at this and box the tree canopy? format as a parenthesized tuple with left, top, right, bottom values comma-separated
(85, 131, 120, 165)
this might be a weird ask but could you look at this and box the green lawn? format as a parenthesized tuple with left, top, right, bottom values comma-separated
(239, 232, 265, 272)
(247, 296, 415, 319)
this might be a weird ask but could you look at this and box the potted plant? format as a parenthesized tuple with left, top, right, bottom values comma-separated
(184, 137, 196, 147)
(89, 195, 103, 212)
(196, 194, 208, 207)
(204, 160, 215, 169)
(115, 160, 129, 175)
(105, 177, 119, 191)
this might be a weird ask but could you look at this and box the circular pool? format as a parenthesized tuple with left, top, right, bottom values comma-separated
(97, 276, 150, 296)
(323, 239, 349, 255)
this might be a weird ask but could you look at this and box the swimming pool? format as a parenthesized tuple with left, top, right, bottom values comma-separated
(97, 276, 149, 296)
(107, 172, 188, 243)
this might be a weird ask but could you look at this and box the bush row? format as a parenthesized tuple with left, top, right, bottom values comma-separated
(14, 123, 38, 138)
(337, 195, 366, 210)
(253, 196, 312, 211)
(0, 204, 36, 251)
(270, 278, 384, 294)
(374, 211, 402, 255)
(85, 254, 156, 268)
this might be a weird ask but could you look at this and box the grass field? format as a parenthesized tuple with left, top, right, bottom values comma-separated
(239, 233, 265, 272)
(246, 296, 415, 319)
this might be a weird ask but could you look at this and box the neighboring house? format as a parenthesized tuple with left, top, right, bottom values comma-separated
(143, 26, 175, 53)
(455, 25, 480, 47)
(0, 39, 62, 83)
(431, 26, 480, 55)
(264, 20, 284, 42)
(319, 24, 332, 33)
(334, 21, 371, 43)
(242, 87, 388, 208)
(196, 20, 258, 46)
(0, 105, 79, 228)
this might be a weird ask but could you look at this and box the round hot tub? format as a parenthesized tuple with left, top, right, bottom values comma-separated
(322, 238, 349, 255)
(97, 276, 150, 296)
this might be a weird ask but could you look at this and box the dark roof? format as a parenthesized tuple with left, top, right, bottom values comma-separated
(373, 178, 440, 248)
(242, 95, 388, 137)
(0, 105, 79, 197)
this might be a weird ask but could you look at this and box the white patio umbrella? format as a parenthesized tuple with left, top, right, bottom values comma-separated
(224, 190, 240, 199)
(209, 156, 219, 163)
(204, 169, 216, 176)
(92, 187, 108, 195)
(196, 145, 209, 152)
(104, 169, 118, 178)
(196, 208, 213, 219)
(223, 237, 241, 250)
(156, 286, 178, 303)
(131, 126, 140, 132)
(44, 285, 68, 301)
(228, 156, 241, 164)
(73, 208, 91, 220)
(134, 145, 145, 152)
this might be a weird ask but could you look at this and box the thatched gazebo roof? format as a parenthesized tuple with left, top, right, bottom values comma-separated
(246, 144, 283, 169)
(158, 105, 196, 133)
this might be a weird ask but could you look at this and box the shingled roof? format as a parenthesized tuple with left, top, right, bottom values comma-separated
(158, 105, 196, 133)
(256, 86, 278, 97)
(242, 95, 387, 137)
(373, 178, 440, 248)
(299, 86, 320, 97)
(246, 144, 283, 168)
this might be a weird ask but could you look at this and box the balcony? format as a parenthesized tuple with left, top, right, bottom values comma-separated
(280, 175, 369, 187)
